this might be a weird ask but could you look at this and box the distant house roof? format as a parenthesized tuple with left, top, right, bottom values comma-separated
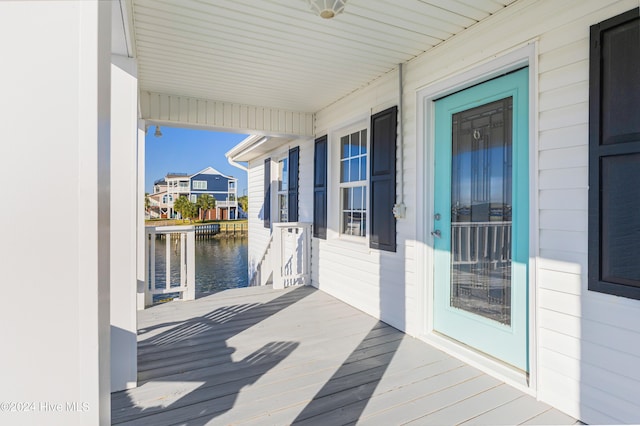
(165, 172, 190, 179)
(191, 166, 235, 180)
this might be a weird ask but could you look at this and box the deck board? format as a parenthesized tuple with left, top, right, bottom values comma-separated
(112, 285, 577, 425)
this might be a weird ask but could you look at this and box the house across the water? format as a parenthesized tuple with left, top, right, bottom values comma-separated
(4, 1, 638, 424)
(149, 167, 239, 220)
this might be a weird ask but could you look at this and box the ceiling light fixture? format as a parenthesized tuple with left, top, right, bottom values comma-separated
(154, 126, 162, 137)
(308, 0, 346, 19)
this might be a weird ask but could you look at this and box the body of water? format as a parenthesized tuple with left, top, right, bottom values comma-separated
(152, 236, 248, 300)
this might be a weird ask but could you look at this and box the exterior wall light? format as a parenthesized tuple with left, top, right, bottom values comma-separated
(308, 0, 346, 19)
(154, 126, 162, 137)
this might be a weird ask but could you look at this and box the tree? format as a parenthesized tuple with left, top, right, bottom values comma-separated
(144, 193, 151, 217)
(184, 201, 198, 222)
(196, 194, 216, 222)
(173, 196, 196, 223)
(238, 195, 248, 214)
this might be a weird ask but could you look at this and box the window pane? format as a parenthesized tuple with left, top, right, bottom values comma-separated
(342, 187, 351, 211)
(450, 98, 513, 325)
(279, 158, 288, 191)
(353, 186, 363, 211)
(341, 136, 350, 158)
(279, 194, 288, 222)
(341, 159, 349, 183)
(350, 158, 359, 182)
(360, 156, 367, 180)
(343, 212, 363, 236)
(360, 130, 367, 154)
(350, 131, 360, 156)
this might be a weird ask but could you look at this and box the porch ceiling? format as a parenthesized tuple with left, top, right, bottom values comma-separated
(129, 0, 517, 114)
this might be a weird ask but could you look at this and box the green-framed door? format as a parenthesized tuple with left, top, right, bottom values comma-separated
(433, 68, 529, 371)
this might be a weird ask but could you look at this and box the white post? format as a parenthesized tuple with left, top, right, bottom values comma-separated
(110, 54, 139, 392)
(304, 223, 311, 285)
(272, 225, 284, 289)
(180, 232, 187, 290)
(185, 230, 196, 300)
(0, 1, 111, 423)
(137, 120, 147, 310)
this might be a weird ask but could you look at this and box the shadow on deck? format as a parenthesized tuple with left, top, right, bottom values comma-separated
(112, 285, 578, 425)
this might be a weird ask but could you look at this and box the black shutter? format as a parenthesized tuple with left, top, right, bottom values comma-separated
(369, 106, 398, 252)
(263, 158, 271, 228)
(313, 136, 328, 239)
(588, 8, 640, 299)
(288, 146, 299, 222)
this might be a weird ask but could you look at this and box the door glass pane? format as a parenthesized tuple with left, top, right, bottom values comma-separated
(450, 97, 513, 325)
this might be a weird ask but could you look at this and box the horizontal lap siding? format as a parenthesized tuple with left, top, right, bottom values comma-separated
(314, 71, 416, 333)
(247, 160, 272, 285)
(535, 1, 640, 423)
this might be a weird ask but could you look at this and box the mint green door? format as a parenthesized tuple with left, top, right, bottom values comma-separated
(433, 68, 529, 371)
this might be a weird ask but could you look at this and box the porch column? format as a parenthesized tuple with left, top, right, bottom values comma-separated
(0, 1, 111, 424)
(137, 120, 147, 311)
(110, 55, 138, 392)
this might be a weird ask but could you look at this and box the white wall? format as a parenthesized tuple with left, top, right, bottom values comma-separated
(110, 55, 138, 392)
(314, 68, 414, 334)
(0, 1, 111, 425)
(247, 158, 273, 285)
(246, 0, 640, 424)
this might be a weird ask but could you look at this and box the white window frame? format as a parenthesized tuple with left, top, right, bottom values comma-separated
(328, 119, 370, 244)
(193, 180, 207, 190)
(190, 194, 197, 203)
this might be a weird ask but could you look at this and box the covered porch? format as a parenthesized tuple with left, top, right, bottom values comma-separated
(112, 285, 577, 425)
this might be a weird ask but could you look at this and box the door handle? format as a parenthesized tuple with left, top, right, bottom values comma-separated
(431, 230, 441, 238)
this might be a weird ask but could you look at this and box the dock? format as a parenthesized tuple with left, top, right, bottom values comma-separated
(111, 285, 578, 425)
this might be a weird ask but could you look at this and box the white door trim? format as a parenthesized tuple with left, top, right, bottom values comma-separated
(414, 41, 540, 395)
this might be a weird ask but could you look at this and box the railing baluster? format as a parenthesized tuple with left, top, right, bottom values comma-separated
(186, 230, 195, 300)
(451, 221, 511, 266)
(165, 233, 171, 291)
(180, 232, 186, 289)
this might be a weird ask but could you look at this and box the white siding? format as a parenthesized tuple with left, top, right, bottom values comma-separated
(245, 0, 640, 424)
(533, 2, 640, 423)
(247, 158, 272, 286)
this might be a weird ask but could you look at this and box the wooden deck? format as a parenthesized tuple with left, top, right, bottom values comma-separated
(112, 285, 579, 425)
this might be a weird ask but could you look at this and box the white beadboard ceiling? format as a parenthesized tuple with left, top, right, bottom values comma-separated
(129, 0, 517, 114)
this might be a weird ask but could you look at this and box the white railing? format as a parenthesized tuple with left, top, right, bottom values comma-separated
(144, 225, 195, 307)
(271, 222, 312, 289)
(451, 221, 511, 266)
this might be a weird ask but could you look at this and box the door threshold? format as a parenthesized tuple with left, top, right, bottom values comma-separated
(422, 331, 534, 396)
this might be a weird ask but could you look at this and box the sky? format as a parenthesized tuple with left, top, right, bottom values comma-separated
(145, 126, 248, 195)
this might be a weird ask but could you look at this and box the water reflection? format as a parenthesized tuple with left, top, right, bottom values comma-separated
(153, 236, 248, 300)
